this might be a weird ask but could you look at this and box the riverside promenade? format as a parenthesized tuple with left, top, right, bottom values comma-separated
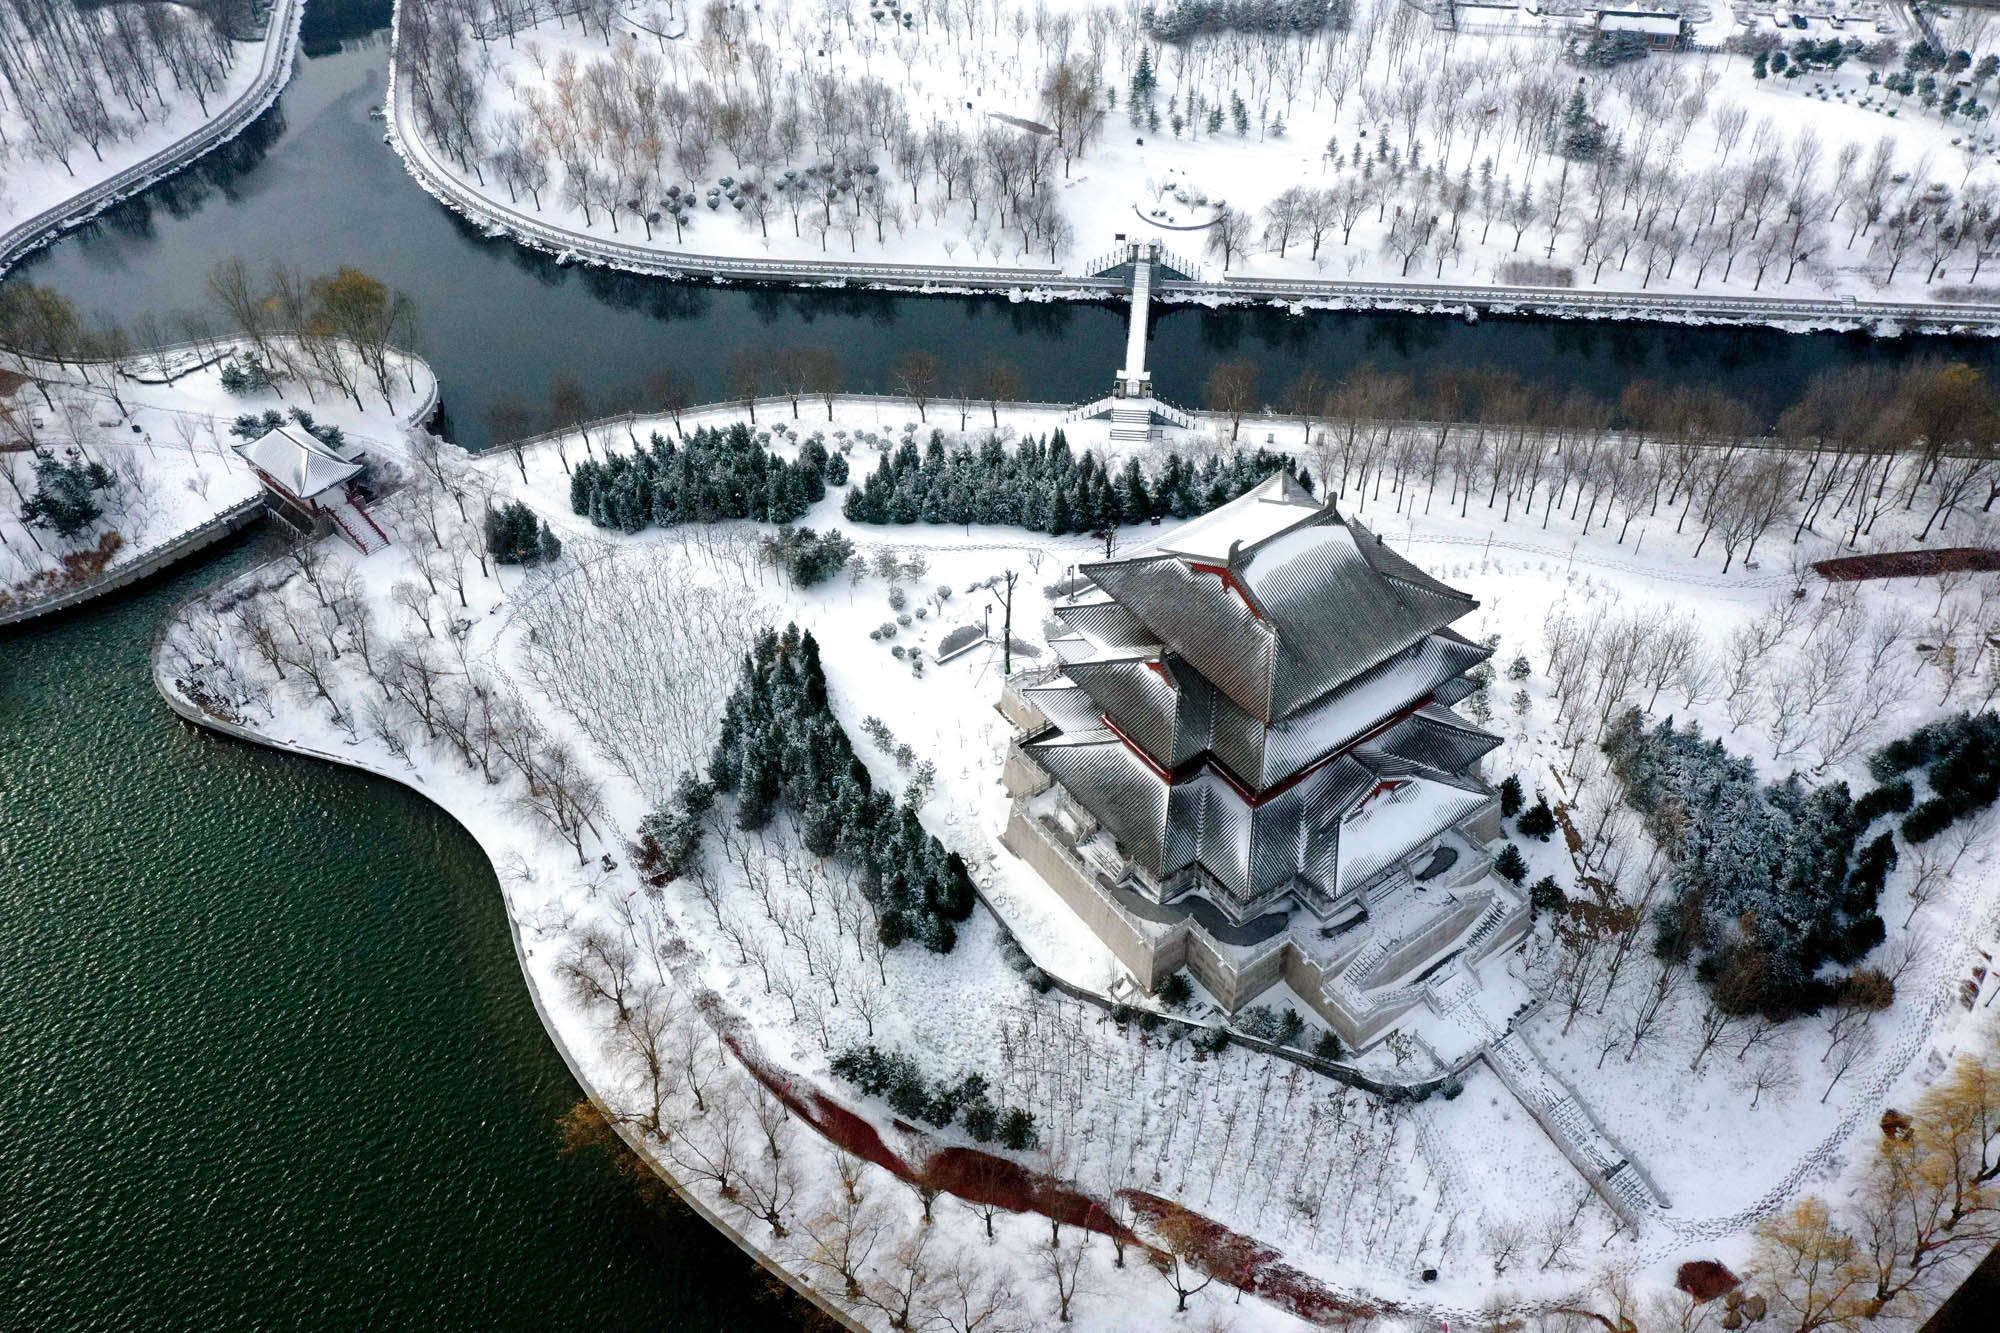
(0, 0, 305, 278)
(383, 5, 2000, 334)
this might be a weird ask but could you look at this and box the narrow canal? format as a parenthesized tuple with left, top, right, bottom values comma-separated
(17, 36, 2000, 449)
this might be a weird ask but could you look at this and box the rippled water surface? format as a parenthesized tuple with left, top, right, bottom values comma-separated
(0, 541, 797, 1329)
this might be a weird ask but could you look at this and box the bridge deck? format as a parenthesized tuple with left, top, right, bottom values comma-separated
(1122, 258, 1152, 380)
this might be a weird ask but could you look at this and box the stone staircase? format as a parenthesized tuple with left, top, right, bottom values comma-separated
(328, 498, 390, 555)
(1109, 399, 1155, 441)
(1460, 897, 1511, 957)
(1343, 936, 1390, 983)
(1484, 1032, 1669, 1224)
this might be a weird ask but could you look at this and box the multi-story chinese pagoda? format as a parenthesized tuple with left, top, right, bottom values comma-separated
(1002, 471, 1525, 1048)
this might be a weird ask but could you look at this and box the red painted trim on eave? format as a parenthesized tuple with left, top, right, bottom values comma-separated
(1187, 562, 1263, 619)
(1092, 692, 1438, 810)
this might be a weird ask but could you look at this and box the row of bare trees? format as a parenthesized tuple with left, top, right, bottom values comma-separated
(562, 894, 1265, 1328)
(0, 0, 242, 181)
(1201, 360, 2000, 566)
(0, 261, 418, 424)
(402, 0, 1101, 261)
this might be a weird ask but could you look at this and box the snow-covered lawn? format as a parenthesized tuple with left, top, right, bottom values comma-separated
(1, 342, 435, 612)
(157, 396, 2000, 1326)
(401, 0, 2000, 302)
(0, 3, 282, 251)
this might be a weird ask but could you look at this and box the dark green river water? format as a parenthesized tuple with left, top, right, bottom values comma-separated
(0, 538, 798, 1329)
(17, 36, 2000, 448)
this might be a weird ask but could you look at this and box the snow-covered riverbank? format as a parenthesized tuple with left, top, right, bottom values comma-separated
(384, 0, 2000, 333)
(149, 388, 2000, 1327)
(1, 338, 435, 622)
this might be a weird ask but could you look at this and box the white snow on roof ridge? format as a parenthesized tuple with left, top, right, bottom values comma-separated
(1137, 471, 1324, 564)
(232, 424, 361, 500)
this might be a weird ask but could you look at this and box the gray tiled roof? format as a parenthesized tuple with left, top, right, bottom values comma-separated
(1024, 725, 1385, 913)
(1240, 521, 1477, 720)
(1027, 732, 1168, 871)
(1063, 657, 1200, 767)
(1052, 600, 1155, 648)
(1021, 681, 1105, 735)
(1081, 507, 1476, 724)
(1223, 632, 1493, 788)
(232, 424, 361, 501)
(1052, 631, 1490, 792)
(1026, 480, 1495, 923)
(1334, 775, 1493, 896)
(1355, 705, 1504, 779)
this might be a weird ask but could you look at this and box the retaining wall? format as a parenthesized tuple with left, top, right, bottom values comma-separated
(149, 627, 869, 1333)
(382, 5, 2000, 335)
(0, 497, 264, 629)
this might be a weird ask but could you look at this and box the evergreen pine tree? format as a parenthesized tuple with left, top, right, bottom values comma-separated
(1048, 482, 1073, 535)
(1120, 457, 1152, 521)
(1129, 48, 1155, 125)
(1518, 795, 1557, 841)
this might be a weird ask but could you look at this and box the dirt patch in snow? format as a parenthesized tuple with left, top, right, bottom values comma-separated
(1813, 548, 2000, 582)
(1123, 1189, 1385, 1326)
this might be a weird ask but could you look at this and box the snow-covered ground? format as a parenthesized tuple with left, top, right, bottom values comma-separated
(0, 3, 287, 257)
(398, 0, 2000, 304)
(157, 395, 2000, 1327)
(1, 341, 436, 614)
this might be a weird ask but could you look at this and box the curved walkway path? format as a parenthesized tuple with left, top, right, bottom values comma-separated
(383, 7, 2000, 331)
(0, 0, 304, 279)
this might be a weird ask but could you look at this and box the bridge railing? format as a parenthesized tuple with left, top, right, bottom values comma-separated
(1161, 274, 2000, 324)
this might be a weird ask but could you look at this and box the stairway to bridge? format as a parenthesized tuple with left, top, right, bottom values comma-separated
(1077, 239, 1192, 442)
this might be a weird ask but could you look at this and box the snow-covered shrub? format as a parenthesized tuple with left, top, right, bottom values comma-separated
(218, 354, 276, 394)
(759, 525, 856, 587)
(1606, 709, 1879, 1016)
(1497, 259, 1576, 287)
